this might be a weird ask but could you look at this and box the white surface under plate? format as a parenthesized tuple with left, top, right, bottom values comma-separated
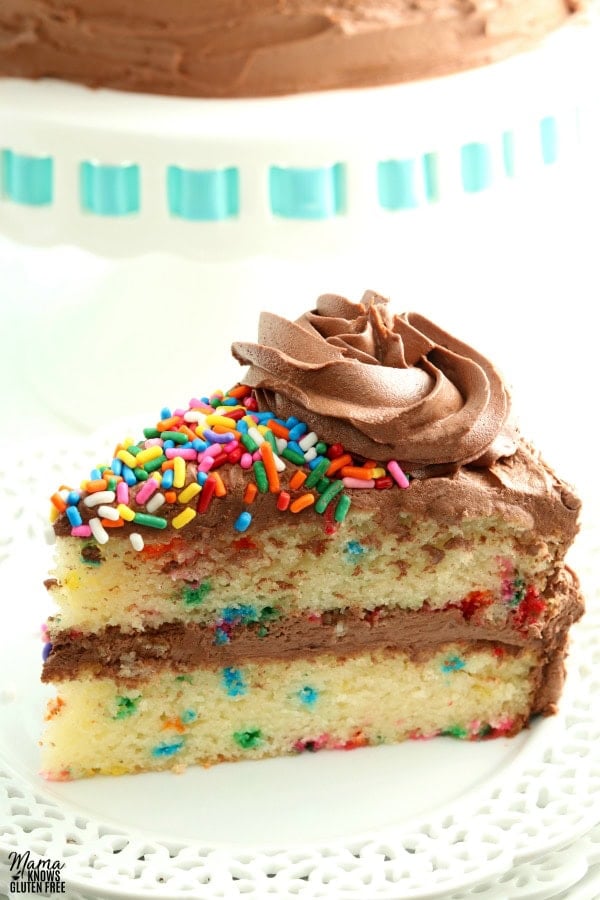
(0, 437, 598, 900)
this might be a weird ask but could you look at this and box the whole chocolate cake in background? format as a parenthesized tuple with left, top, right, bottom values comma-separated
(40, 292, 583, 780)
(0, 0, 585, 97)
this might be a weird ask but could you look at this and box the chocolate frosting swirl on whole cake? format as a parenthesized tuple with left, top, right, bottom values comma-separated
(232, 291, 518, 476)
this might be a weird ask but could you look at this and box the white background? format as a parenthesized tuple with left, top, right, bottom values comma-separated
(1, 164, 597, 494)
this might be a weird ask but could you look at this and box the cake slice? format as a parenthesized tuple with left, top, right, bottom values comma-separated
(41, 292, 583, 780)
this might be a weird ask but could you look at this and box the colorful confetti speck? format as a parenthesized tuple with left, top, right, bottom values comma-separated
(221, 604, 257, 625)
(298, 686, 319, 707)
(182, 580, 212, 607)
(151, 739, 185, 758)
(233, 728, 262, 749)
(344, 540, 366, 557)
(113, 694, 141, 719)
(441, 655, 466, 673)
(214, 627, 230, 645)
(442, 725, 468, 739)
(222, 667, 247, 697)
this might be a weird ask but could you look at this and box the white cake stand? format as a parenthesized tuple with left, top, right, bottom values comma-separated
(0, 14, 599, 431)
(0, 17, 598, 260)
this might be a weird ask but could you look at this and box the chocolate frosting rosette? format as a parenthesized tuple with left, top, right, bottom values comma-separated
(232, 291, 518, 477)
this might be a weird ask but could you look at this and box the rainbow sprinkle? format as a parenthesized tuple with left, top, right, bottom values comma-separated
(51, 385, 412, 544)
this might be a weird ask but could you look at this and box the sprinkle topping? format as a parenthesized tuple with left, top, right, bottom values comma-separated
(52, 385, 412, 544)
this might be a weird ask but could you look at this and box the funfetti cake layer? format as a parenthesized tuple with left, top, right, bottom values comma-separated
(41, 292, 583, 780)
(42, 645, 550, 780)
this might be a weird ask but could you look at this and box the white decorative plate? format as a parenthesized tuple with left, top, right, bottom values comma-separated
(0, 438, 598, 899)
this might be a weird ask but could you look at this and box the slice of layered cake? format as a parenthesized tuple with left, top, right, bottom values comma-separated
(41, 292, 583, 780)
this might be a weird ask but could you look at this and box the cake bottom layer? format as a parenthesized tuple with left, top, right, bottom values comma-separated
(40, 643, 544, 780)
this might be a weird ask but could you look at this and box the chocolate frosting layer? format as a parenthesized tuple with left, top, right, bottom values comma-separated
(233, 292, 518, 476)
(42, 610, 532, 680)
(0, 1, 582, 97)
(52, 440, 580, 548)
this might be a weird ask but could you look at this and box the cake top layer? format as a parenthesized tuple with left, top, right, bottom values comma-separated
(233, 292, 517, 477)
(0, 0, 583, 97)
(50, 293, 580, 550)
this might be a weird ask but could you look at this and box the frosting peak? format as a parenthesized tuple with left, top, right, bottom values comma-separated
(232, 292, 518, 476)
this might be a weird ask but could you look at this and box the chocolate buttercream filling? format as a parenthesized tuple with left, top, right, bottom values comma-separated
(43, 569, 583, 690)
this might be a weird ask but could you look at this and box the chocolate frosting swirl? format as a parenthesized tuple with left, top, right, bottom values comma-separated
(232, 291, 518, 476)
